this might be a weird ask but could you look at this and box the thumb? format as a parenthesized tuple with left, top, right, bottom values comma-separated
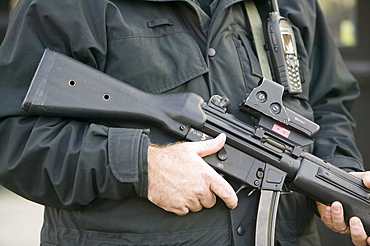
(350, 171, 370, 188)
(192, 133, 227, 157)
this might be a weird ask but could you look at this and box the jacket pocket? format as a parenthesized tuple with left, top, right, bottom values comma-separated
(235, 27, 311, 101)
(106, 32, 208, 94)
(234, 33, 263, 92)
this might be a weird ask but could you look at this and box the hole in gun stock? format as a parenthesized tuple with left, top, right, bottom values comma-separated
(103, 93, 111, 101)
(68, 80, 76, 87)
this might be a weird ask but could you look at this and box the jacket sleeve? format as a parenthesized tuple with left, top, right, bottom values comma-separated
(0, 0, 149, 209)
(306, 1, 364, 172)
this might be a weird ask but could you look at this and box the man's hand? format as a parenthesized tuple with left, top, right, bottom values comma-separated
(147, 133, 238, 216)
(317, 171, 370, 246)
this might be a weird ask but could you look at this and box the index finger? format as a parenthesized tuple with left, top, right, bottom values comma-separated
(209, 174, 238, 209)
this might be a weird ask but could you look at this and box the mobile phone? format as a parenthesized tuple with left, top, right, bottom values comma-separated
(265, 7, 302, 94)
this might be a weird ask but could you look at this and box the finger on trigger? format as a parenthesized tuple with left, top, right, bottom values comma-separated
(210, 175, 238, 209)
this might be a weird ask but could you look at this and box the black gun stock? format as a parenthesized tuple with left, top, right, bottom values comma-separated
(22, 49, 370, 235)
(22, 49, 206, 139)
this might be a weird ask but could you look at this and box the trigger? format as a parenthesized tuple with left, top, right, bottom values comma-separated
(235, 184, 248, 194)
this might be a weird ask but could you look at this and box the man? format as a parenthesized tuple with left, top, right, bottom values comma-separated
(0, 0, 369, 245)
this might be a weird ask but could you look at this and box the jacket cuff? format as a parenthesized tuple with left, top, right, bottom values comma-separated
(133, 130, 149, 198)
(108, 128, 149, 198)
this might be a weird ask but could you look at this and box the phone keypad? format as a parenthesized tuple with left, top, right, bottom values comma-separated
(286, 54, 302, 92)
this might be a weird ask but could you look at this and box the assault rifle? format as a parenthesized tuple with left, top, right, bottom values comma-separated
(22, 49, 370, 245)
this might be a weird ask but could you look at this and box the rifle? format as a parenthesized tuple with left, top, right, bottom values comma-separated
(22, 49, 370, 245)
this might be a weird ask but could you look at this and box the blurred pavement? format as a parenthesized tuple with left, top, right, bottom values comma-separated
(0, 186, 43, 246)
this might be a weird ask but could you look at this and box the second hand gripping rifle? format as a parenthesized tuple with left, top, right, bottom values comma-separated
(22, 49, 370, 245)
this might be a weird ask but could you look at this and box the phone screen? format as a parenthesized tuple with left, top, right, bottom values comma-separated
(282, 33, 295, 54)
